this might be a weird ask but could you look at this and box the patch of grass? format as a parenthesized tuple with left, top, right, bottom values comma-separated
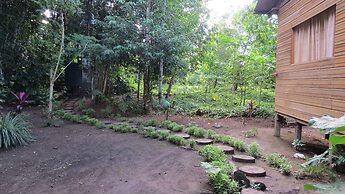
(0, 113, 34, 148)
(296, 164, 336, 181)
(159, 120, 173, 128)
(157, 130, 170, 140)
(187, 139, 196, 149)
(143, 119, 156, 127)
(187, 126, 205, 138)
(167, 135, 187, 146)
(81, 108, 96, 117)
(265, 153, 292, 175)
(110, 123, 131, 133)
(232, 138, 248, 152)
(244, 128, 258, 138)
(95, 121, 106, 129)
(208, 171, 239, 194)
(207, 130, 217, 139)
(246, 142, 262, 158)
(199, 145, 227, 162)
(100, 105, 113, 117)
(142, 126, 159, 138)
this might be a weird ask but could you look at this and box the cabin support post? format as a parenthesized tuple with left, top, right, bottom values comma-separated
(295, 123, 302, 141)
(274, 113, 284, 137)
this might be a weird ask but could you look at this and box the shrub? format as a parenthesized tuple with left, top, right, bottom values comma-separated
(246, 142, 262, 158)
(141, 126, 159, 138)
(199, 145, 227, 162)
(265, 153, 292, 175)
(100, 105, 113, 117)
(110, 123, 131, 133)
(167, 135, 187, 146)
(157, 130, 170, 140)
(207, 130, 217, 139)
(159, 120, 173, 128)
(172, 124, 184, 132)
(233, 139, 247, 152)
(143, 119, 156, 127)
(187, 126, 205, 138)
(244, 128, 258, 138)
(201, 162, 239, 194)
(82, 108, 96, 117)
(222, 135, 235, 146)
(296, 163, 336, 181)
(188, 139, 196, 149)
(77, 98, 87, 111)
(95, 122, 106, 129)
(0, 113, 34, 148)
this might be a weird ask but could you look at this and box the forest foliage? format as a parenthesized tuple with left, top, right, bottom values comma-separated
(0, 0, 277, 117)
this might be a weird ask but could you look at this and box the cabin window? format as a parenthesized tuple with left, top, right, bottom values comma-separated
(293, 6, 335, 64)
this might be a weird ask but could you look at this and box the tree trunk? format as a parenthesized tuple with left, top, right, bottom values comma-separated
(165, 73, 175, 99)
(158, 58, 163, 101)
(48, 68, 54, 119)
(137, 70, 141, 101)
(143, 67, 150, 112)
(102, 65, 109, 94)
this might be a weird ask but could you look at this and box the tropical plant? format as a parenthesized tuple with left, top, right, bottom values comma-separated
(11, 91, 29, 113)
(246, 142, 262, 158)
(308, 115, 345, 166)
(0, 113, 34, 148)
(265, 153, 292, 175)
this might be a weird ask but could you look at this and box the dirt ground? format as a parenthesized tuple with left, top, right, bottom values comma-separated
(0, 108, 210, 194)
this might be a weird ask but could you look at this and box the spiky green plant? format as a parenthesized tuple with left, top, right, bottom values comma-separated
(0, 113, 34, 148)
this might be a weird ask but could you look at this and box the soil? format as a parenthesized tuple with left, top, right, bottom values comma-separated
(0, 108, 210, 194)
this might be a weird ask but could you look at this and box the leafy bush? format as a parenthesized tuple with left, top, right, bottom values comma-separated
(207, 130, 217, 139)
(199, 145, 227, 162)
(157, 130, 170, 140)
(201, 162, 239, 194)
(110, 123, 131, 133)
(95, 121, 106, 129)
(167, 135, 187, 146)
(0, 113, 34, 148)
(296, 163, 336, 181)
(82, 108, 96, 117)
(188, 139, 196, 149)
(159, 120, 173, 128)
(233, 139, 247, 152)
(143, 119, 156, 127)
(77, 98, 87, 111)
(187, 126, 205, 138)
(265, 153, 292, 175)
(244, 128, 258, 138)
(246, 142, 262, 158)
(101, 105, 113, 117)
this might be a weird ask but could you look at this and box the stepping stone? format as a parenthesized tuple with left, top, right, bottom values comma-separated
(241, 188, 265, 194)
(102, 120, 114, 125)
(64, 107, 74, 110)
(232, 155, 255, 163)
(215, 144, 234, 154)
(157, 129, 171, 133)
(239, 166, 266, 177)
(195, 138, 213, 145)
(174, 133, 190, 139)
(64, 109, 73, 112)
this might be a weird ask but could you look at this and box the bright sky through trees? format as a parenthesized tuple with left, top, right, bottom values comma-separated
(205, 0, 253, 26)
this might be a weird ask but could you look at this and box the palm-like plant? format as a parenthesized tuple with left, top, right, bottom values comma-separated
(11, 91, 29, 114)
(0, 113, 34, 148)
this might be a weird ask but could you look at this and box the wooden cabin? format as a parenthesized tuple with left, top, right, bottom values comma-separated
(255, 0, 345, 140)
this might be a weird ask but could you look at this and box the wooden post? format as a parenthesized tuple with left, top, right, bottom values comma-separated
(274, 113, 283, 137)
(295, 123, 302, 141)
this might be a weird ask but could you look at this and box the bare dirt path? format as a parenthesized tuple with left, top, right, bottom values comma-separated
(0, 109, 210, 194)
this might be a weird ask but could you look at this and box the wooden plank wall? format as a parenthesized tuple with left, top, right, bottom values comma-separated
(276, 0, 345, 122)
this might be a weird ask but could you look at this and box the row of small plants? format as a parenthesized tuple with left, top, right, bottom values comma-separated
(199, 145, 239, 194)
(156, 119, 292, 176)
(56, 111, 197, 149)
